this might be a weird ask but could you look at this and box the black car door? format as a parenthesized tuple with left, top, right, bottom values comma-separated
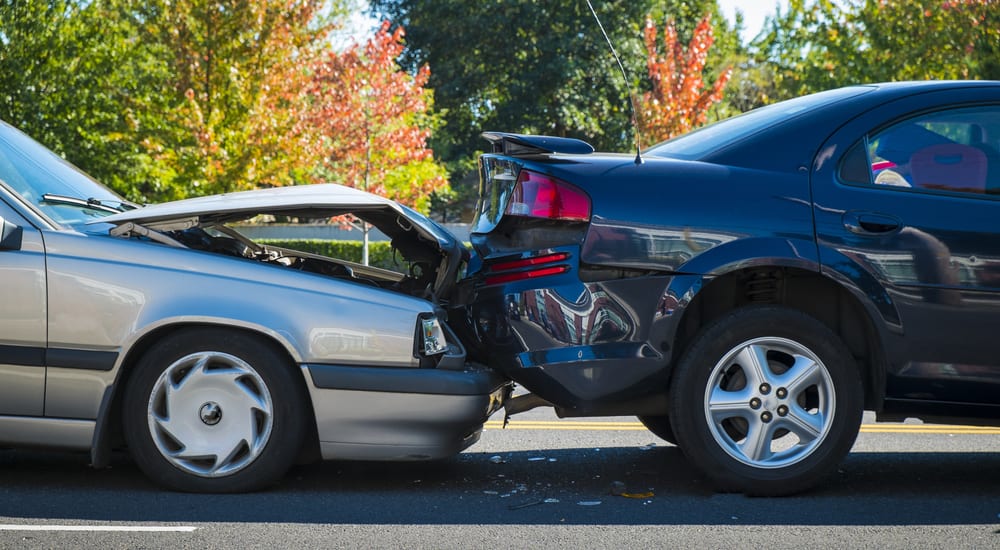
(811, 87, 1000, 407)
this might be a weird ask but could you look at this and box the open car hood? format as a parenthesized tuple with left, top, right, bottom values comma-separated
(95, 183, 459, 251)
(92, 183, 466, 301)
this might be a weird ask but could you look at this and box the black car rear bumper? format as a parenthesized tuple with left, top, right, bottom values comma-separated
(462, 257, 685, 409)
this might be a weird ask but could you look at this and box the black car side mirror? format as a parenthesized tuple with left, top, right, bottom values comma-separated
(0, 216, 23, 251)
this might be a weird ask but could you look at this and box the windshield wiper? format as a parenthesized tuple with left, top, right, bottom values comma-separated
(41, 194, 138, 213)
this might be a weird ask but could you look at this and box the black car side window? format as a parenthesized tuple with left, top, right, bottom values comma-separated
(861, 106, 1000, 196)
(838, 140, 872, 185)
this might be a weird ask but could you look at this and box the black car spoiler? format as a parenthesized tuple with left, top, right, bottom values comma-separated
(481, 132, 595, 156)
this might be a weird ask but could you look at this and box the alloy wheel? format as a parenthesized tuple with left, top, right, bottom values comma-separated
(703, 336, 835, 469)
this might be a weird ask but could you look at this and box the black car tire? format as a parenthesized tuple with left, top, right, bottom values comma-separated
(123, 328, 308, 493)
(637, 415, 677, 446)
(668, 306, 863, 496)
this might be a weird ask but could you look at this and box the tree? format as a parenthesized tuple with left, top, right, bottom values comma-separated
(307, 21, 448, 262)
(134, 0, 342, 199)
(307, 21, 447, 208)
(639, 15, 731, 142)
(369, 1, 643, 159)
(0, 0, 171, 199)
(753, 0, 1000, 101)
(859, 0, 999, 81)
(367, 0, 740, 220)
(1, 1, 349, 203)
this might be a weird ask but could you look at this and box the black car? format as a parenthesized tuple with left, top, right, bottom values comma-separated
(455, 80, 1000, 495)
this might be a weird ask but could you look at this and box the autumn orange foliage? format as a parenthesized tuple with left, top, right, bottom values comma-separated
(148, 0, 332, 194)
(307, 21, 447, 208)
(639, 15, 731, 143)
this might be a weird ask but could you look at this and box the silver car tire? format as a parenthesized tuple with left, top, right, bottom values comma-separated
(123, 328, 308, 493)
(668, 306, 863, 496)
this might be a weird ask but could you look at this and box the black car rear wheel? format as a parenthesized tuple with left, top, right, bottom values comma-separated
(123, 328, 308, 492)
(637, 415, 677, 446)
(668, 306, 863, 496)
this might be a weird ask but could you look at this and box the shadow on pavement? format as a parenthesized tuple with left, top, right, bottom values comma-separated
(1, 447, 998, 526)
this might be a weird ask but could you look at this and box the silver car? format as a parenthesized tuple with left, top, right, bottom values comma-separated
(0, 120, 509, 492)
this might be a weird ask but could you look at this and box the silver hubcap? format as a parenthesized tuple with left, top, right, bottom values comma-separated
(147, 352, 273, 478)
(704, 337, 835, 469)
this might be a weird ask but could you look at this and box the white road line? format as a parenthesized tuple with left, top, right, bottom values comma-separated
(0, 525, 197, 532)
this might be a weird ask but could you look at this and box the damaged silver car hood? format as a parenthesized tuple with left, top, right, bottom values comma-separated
(93, 183, 459, 250)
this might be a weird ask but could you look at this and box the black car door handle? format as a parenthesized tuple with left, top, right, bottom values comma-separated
(842, 211, 901, 235)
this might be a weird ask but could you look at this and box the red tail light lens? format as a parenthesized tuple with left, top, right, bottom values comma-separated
(484, 252, 571, 285)
(505, 170, 590, 221)
(484, 265, 569, 286)
(488, 252, 570, 272)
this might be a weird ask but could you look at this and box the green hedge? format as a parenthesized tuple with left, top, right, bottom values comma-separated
(259, 240, 404, 271)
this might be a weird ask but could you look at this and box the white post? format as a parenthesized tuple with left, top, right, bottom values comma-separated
(362, 110, 372, 266)
(362, 220, 369, 266)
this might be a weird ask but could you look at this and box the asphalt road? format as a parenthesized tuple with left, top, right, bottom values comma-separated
(1, 410, 999, 549)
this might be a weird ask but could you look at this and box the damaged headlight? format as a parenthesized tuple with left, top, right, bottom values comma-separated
(420, 316, 448, 356)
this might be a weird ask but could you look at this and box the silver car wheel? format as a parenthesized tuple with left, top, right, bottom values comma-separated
(704, 336, 835, 469)
(146, 351, 274, 478)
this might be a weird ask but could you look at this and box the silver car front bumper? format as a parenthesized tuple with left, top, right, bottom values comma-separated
(303, 363, 509, 461)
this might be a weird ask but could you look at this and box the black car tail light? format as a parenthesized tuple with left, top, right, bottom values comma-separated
(484, 252, 571, 285)
(505, 170, 591, 222)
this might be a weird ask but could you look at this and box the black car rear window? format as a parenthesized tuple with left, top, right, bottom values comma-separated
(645, 86, 875, 161)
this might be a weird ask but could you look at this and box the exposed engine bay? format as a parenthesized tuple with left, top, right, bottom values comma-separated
(98, 185, 467, 306)
(166, 222, 444, 300)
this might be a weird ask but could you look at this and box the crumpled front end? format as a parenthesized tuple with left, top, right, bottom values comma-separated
(303, 324, 511, 460)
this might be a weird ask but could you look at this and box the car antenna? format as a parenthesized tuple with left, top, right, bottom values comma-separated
(585, 0, 643, 165)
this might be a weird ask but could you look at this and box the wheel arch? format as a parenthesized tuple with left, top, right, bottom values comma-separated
(90, 322, 320, 469)
(670, 264, 889, 412)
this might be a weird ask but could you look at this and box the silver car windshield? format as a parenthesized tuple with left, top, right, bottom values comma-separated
(0, 121, 129, 228)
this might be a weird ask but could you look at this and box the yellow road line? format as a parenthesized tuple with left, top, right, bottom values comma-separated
(483, 420, 1000, 434)
(860, 425, 1000, 434)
